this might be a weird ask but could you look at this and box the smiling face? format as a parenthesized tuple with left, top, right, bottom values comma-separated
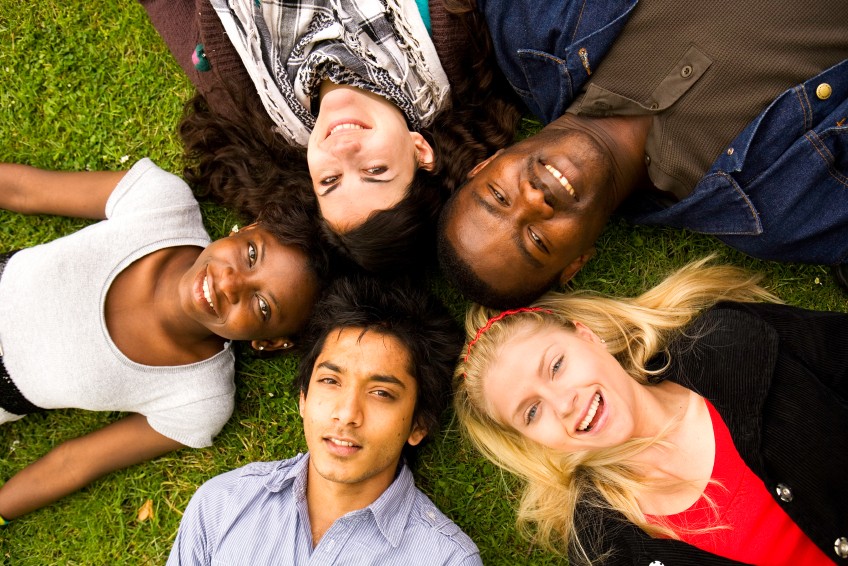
(444, 125, 618, 298)
(307, 84, 435, 233)
(483, 322, 647, 454)
(299, 328, 426, 497)
(181, 225, 318, 345)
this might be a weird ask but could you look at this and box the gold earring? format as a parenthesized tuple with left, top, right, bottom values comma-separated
(257, 345, 264, 351)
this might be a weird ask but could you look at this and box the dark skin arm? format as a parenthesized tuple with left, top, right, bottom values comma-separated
(0, 163, 126, 219)
(0, 414, 184, 519)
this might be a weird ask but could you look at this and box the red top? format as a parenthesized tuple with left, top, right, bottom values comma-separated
(654, 399, 831, 565)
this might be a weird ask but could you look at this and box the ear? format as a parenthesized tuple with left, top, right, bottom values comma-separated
(406, 419, 428, 447)
(558, 248, 595, 284)
(250, 337, 294, 352)
(467, 149, 504, 179)
(411, 133, 436, 172)
(299, 390, 305, 418)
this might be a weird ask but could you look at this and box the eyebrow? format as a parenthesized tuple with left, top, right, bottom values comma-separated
(318, 175, 397, 197)
(319, 183, 340, 197)
(512, 232, 544, 269)
(315, 361, 408, 389)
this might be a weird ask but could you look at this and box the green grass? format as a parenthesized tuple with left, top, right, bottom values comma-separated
(0, 2, 845, 565)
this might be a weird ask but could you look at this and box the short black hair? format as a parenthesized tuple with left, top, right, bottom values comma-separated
(320, 168, 443, 274)
(437, 192, 558, 309)
(296, 274, 462, 459)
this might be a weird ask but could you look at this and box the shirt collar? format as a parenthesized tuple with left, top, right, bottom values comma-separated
(364, 462, 417, 547)
(261, 453, 417, 547)
(260, 452, 309, 495)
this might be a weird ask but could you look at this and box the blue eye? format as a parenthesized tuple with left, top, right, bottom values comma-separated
(525, 403, 539, 425)
(552, 355, 563, 375)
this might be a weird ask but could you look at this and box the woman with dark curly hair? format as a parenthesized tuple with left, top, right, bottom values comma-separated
(142, 0, 520, 272)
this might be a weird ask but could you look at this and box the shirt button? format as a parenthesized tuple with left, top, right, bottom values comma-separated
(680, 65, 693, 78)
(775, 483, 793, 502)
(727, 147, 734, 156)
(816, 83, 833, 100)
(835, 537, 848, 559)
(644, 154, 651, 166)
(650, 102, 659, 110)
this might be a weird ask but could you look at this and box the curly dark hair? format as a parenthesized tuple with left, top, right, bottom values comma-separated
(295, 274, 462, 462)
(179, 93, 316, 220)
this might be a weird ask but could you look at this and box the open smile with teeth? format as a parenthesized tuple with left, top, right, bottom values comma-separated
(202, 275, 215, 313)
(328, 437, 357, 447)
(577, 393, 603, 432)
(329, 123, 366, 136)
(544, 163, 578, 200)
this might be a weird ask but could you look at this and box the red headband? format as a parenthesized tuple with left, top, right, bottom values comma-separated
(463, 307, 552, 370)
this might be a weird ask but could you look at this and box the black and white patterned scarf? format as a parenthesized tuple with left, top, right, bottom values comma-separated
(211, 0, 451, 146)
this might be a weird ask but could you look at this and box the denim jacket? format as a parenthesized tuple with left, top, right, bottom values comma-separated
(477, 0, 638, 124)
(630, 58, 848, 265)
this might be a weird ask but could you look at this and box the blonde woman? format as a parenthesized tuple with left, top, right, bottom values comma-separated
(454, 259, 848, 565)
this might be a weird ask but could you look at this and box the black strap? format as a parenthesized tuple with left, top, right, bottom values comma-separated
(0, 249, 44, 415)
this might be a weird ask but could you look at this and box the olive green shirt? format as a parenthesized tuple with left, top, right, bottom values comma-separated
(567, 0, 848, 199)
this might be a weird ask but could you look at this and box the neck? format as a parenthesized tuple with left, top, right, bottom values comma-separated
(305, 459, 398, 546)
(630, 382, 714, 514)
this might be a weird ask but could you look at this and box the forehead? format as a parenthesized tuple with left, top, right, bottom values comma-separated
(482, 322, 542, 381)
(315, 327, 414, 381)
(251, 228, 317, 333)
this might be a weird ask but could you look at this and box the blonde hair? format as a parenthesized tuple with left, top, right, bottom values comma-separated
(453, 258, 779, 562)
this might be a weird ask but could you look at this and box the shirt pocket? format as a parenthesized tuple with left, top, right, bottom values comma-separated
(516, 49, 574, 123)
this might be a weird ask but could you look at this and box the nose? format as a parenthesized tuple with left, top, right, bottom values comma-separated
(329, 135, 362, 158)
(332, 390, 363, 426)
(217, 265, 248, 304)
(555, 388, 579, 422)
(516, 178, 554, 221)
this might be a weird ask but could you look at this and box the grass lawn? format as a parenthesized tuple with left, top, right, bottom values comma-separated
(0, 2, 845, 565)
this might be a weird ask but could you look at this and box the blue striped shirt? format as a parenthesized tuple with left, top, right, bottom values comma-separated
(167, 453, 482, 565)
